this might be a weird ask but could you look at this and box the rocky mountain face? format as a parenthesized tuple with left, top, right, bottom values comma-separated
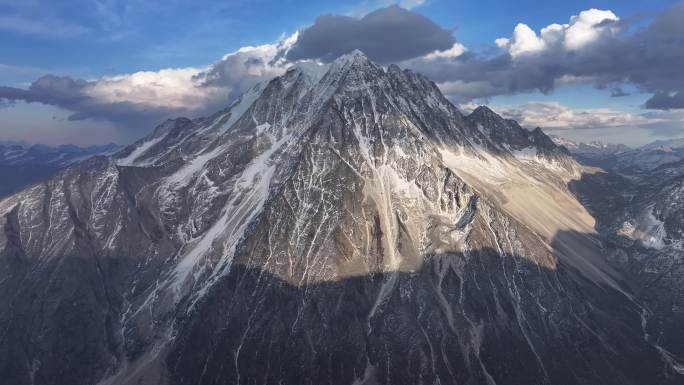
(1, 51, 682, 385)
(0, 142, 120, 197)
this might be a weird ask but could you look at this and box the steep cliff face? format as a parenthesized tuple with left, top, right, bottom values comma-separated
(1, 51, 681, 385)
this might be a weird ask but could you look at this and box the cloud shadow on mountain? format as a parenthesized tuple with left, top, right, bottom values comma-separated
(0, 202, 680, 385)
(166, 231, 675, 385)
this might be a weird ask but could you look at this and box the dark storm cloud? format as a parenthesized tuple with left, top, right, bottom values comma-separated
(286, 5, 456, 63)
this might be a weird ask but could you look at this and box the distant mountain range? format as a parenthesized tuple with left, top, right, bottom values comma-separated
(551, 135, 684, 172)
(0, 142, 120, 197)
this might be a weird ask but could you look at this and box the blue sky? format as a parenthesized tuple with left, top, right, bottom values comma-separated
(2, 0, 674, 80)
(1, 0, 683, 146)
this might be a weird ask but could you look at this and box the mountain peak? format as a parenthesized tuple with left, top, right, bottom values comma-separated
(289, 61, 329, 83)
(468, 105, 504, 122)
(336, 49, 370, 63)
(326, 49, 376, 74)
(466, 105, 517, 135)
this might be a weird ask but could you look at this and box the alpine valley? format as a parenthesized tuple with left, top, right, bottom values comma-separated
(1, 51, 683, 385)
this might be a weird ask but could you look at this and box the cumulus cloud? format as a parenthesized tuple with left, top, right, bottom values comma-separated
(495, 9, 620, 56)
(506, 23, 546, 57)
(195, 33, 297, 97)
(0, 71, 205, 131)
(286, 5, 455, 63)
(423, 42, 466, 60)
(403, 2, 684, 111)
(493, 10, 619, 58)
(0, 33, 296, 132)
(83, 68, 215, 110)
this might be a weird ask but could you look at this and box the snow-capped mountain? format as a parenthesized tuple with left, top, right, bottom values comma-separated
(0, 142, 120, 197)
(614, 145, 684, 172)
(1, 51, 682, 385)
(641, 137, 684, 151)
(550, 135, 630, 155)
(550, 135, 631, 166)
(553, 135, 684, 172)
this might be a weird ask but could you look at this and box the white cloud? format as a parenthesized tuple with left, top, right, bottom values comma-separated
(539, 23, 564, 46)
(204, 32, 297, 86)
(508, 23, 545, 57)
(493, 102, 661, 130)
(496, 9, 619, 57)
(80, 32, 298, 114)
(83, 68, 218, 110)
(564, 9, 619, 50)
(457, 101, 480, 114)
(494, 38, 509, 48)
(423, 42, 466, 59)
(0, 30, 300, 144)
